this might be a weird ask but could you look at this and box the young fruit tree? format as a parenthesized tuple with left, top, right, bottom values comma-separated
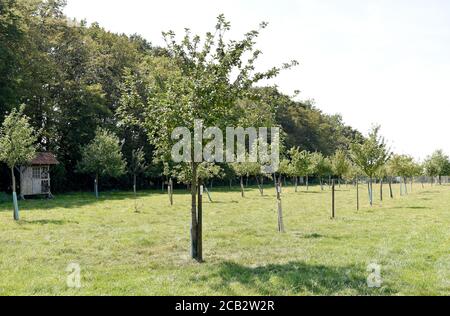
(0, 106, 37, 220)
(388, 154, 414, 195)
(350, 126, 390, 206)
(423, 150, 449, 185)
(118, 15, 297, 262)
(311, 152, 332, 191)
(288, 148, 311, 192)
(78, 128, 127, 198)
(129, 147, 148, 195)
(331, 149, 350, 188)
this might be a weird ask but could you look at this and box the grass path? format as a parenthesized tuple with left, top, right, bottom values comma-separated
(0, 183, 449, 295)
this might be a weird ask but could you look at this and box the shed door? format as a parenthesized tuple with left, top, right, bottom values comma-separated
(32, 167, 41, 194)
(41, 166, 50, 194)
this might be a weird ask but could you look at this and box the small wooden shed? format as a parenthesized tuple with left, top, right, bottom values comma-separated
(20, 152, 59, 198)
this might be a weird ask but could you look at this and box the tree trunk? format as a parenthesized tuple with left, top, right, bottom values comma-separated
(331, 180, 335, 219)
(439, 175, 442, 185)
(190, 164, 199, 261)
(320, 178, 324, 191)
(369, 177, 373, 206)
(356, 179, 359, 211)
(256, 176, 263, 196)
(197, 181, 203, 262)
(276, 179, 285, 233)
(169, 178, 173, 206)
(229, 179, 232, 189)
(295, 176, 298, 192)
(380, 179, 383, 202)
(94, 174, 99, 199)
(11, 167, 19, 221)
(404, 177, 408, 195)
(133, 174, 137, 195)
(306, 175, 309, 191)
(389, 177, 393, 198)
(240, 176, 245, 198)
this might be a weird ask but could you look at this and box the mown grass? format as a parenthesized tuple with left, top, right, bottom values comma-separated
(0, 182, 449, 296)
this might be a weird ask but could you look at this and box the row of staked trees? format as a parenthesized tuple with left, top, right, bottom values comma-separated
(1, 1, 450, 262)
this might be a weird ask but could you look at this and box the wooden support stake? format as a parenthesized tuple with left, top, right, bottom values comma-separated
(331, 179, 335, 219)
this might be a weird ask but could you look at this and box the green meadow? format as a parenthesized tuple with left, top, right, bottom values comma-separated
(0, 183, 449, 296)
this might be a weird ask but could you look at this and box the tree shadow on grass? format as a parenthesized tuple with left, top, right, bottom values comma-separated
(390, 206, 430, 210)
(17, 219, 78, 226)
(199, 261, 396, 296)
(0, 190, 166, 211)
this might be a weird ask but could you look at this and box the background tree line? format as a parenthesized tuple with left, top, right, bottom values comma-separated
(0, 0, 363, 193)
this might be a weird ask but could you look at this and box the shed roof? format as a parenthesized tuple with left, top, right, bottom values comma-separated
(30, 152, 59, 165)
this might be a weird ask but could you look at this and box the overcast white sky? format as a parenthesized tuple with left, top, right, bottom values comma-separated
(65, 0, 450, 160)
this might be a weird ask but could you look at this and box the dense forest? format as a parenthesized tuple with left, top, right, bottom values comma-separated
(0, 0, 362, 192)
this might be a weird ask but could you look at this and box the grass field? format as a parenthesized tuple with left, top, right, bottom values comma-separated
(0, 182, 449, 296)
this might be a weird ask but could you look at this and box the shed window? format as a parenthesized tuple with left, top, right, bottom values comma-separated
(32, 167, 41, 179)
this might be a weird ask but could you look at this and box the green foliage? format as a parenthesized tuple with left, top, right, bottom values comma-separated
(78, 128, 126, 178)
(387, 155, 422, 179)
(0, 106, 37, 169)
(424, 150, 449, 177)
(174, 162, 223, 184)
(0, 0, 366, 192)
(129, 147, 147, 176)
(119, 15, 297, 170)
(289, 147, 312, 177)
(331, 149, 350, 179)
(350, 126, 391, 179)
(310, 152, 332, 179)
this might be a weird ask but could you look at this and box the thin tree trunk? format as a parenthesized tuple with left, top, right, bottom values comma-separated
(380, 179, 383, 202)
(276, 179, 285, 233)
(169, 178, 173, 206)
(191, 163, 199, 261)
(331, 180, 335, 219)
(306, 175, 309, 191)
(229, 178, 232, 189)
(11, 167, 19, 221)
(369, 177, 373, 206)
(197, 181, 203, 262)
(389, 177, 393, 198)
(256, 176, 263, 196)
(133, 174, 138, 212)
(240, 176, 245, 198)
(320, 178, 324, 191)
(356, 178, 360, 211)
(94, 174, 99, 199)
(404, 177, 408, 195)
(295, 176, 298, 192)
